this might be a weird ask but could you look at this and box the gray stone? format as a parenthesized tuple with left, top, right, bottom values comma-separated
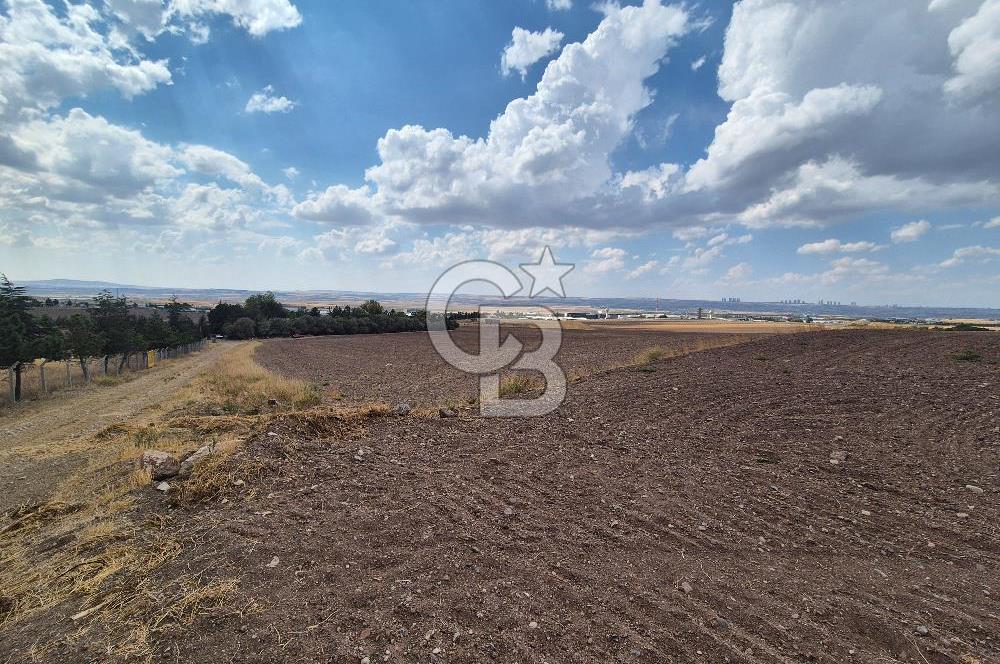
(966, 485, 984, 494)
(915, 625, 929, 636)
(439, 408, 458, 418)
(155, 481, 170, 492)
(141, 450, 180, 480)
(713, 617, 733, 631)
(393, 403, 412, 416)
(680, 581, 693, 594)
(179, 443, 216, 476)
(830, 450, 848, 464)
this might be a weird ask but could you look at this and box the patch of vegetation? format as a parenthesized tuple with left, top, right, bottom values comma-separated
(498, 374, 542, 397)
(184, 342, 322, 415)
(948, 323, 990, 332)
(637, 365, 656, 373)
(631, 345, 666, 366)
(955, 349, 982, 362)
(754, 355, 768, 361)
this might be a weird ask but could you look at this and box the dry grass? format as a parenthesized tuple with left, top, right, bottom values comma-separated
(0, 341, 321, 661)
(498, 373, 543, 397)
(631, 345, 667, 366)
(179, 341, 322, 416)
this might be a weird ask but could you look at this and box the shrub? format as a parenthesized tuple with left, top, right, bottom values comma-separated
(498, 374, 541, 397)
(225, 317, 256, 340)
(631, 345, 666, 366)
(955, 349, 982, 362)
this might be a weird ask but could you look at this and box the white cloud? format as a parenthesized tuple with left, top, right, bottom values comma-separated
(546, 0, 572, 10)
(626, 259, 659, 280)
(621, 163, 682, 201)
(354, 233, 396, 254)
(943, 0, 1000, 103)
(167, 0, 302, 38)
(0, 0, 171, 121)
(292, 185, 377, 225)
(686, 84, 883, 191)
(797, 238, 880, 254)
(737, 158, 996, 229)
(11, 108, 180, 195)
(939, 245, 1000, 268)
(891, 219, 931, 243)
(180, 144, 264, 189)
(691, 55, 706, 71)
(984, 216, 1000, 229)
(720, 262, 752, 283)
(585, 247, 627, 273)
(363, 0, 690, 228)
(693, 0, 1000, 227)
(283, 166, 300, 179)
(245, 85, 297, 113)
(501, 27, 564, 79)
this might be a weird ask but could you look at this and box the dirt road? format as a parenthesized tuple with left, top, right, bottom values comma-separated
(0, 342, 232, 514)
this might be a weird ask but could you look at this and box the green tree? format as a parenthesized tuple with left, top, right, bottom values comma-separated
(0, 275, 40, 400)
(65, 315, 105, 383)
(225, 317, 256, 340)
(359, 299, 385, 317)
(244, 292, 286, 321)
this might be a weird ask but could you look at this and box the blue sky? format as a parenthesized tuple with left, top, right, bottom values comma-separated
(1, 0, 999, 306)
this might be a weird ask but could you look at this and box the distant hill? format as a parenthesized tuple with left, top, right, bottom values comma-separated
(16, 278, 1000, 322)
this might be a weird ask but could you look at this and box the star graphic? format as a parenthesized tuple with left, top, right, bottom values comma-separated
(520, 246, 574, 298)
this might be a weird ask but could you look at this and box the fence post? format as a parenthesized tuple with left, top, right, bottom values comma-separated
(66, 359, 72, 387)
(7, 366, 14, 403)
(39, 359, 48, 393)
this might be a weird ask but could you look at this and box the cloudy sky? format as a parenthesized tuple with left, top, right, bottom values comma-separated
(1, 0, 999, 306)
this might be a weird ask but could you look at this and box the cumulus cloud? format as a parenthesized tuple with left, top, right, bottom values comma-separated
(546, 0, 572, 10)
(501, 27, 564, 79)
(363, 0, 689, 228)
(691, 55, 706, 71)
(585, 247, 627, 273)
(797, 238, 880, 254)
(109, 0, 302, 41)
(939, 245, 1000, 268)
(891, 220, 931, 243)
(985, 216, 1000, 228)
(245, 85, 297, 113)
(11, 108, 180, 196)
(0, 0, 171, 121)
(292, 185, 378, 225)
(283, 166, 300, 179)
(942, 0, 1000, 103)
(626, 260, 659, 280)
(720, 262, 752, 283)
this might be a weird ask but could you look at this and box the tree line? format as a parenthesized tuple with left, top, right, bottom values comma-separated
(207, 293, 464, 339)
(0, 275, 205, 400)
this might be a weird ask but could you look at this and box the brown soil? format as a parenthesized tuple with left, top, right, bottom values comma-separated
(134, 330, 1000, 663)
(255, 326, 753, 408)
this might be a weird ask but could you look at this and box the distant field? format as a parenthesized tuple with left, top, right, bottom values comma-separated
(255, 324, 757, 407)
(580, 318, 816, 333)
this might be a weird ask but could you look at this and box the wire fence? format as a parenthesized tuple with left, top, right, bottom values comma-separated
(1, 339, 208, 405)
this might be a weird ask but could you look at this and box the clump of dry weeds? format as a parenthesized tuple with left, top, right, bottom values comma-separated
(0, 341, 319, 661)
(498, 373, 543, 397)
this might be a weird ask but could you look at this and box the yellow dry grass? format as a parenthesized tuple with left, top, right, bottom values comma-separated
(0, 341, 320, 661)
(498, 373, 543, 397)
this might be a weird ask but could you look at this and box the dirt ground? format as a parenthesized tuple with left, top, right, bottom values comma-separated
(0, 342, 232, 514)
(255, 326, 753, 408)
(127, 329, 1000, 664)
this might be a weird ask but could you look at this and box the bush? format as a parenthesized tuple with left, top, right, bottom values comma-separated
(225, 317, 256, 340)
(955, 349, 982, 362)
